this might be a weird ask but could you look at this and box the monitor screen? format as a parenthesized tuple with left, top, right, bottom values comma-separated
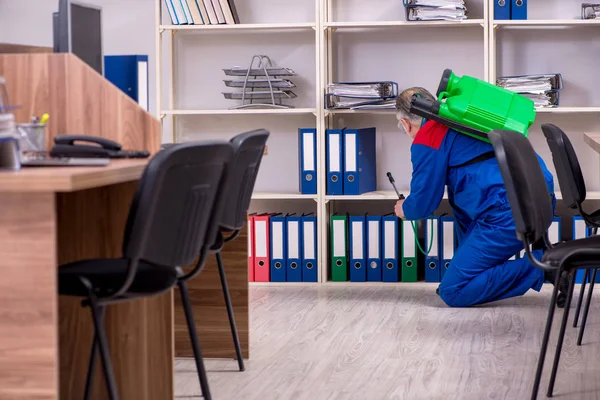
(70, 3, 103, 75)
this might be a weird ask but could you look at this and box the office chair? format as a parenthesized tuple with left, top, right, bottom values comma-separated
(58, 141, 234, 400)
(489, 129, 600, 400)
(542, 123, 600, 344)
(178, 129, 270, 373)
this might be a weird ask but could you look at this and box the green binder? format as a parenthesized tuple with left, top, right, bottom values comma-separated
(331, 214, 348, 281)
(401, 219, 418, 282)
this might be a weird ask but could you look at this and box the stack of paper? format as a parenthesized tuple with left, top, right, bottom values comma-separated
(325, 81, 398, 110)
(496, 74, 563, 108)
(403, 0, 467, 21)
(582, 3, 600, 19)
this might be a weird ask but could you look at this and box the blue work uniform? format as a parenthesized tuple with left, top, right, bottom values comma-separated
(402, 120, 556, 307)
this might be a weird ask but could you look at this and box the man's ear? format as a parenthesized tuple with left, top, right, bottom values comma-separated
(401, 118, 411, 134)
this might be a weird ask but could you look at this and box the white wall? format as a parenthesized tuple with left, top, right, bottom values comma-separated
(0, 0, 157, 117)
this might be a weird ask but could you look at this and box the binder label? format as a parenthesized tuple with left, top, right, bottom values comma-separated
(352, 221, 364, 259)
(333, 219, 346, 257)
(429, 218, 438, 257)
(345, 133, 357, 172)
(329, 134, 340, 172)
(304, 221, 315, 259)
(303, 132, 315, 171)
(368, 220, 379, 258)
(272, 221, 283, 259)
(443, 220, 454, 258)
(574, 218, 586, 239)
(255, 220, 267, 258)
(403, 221, 416, 257)
(288, 221, 300, 259)
(384, 220, 396, 258)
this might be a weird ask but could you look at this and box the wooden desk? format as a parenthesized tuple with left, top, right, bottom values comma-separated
(584, 132, 600, 154)
(0, 160, 172, 400)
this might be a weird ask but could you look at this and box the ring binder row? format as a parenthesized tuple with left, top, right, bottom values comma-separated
(582, 3, 600, 19)
(329, 214, 457, 283)
(324, 82, 398, 110)
(223, 55, 299, 109)
(493, 0, 527, 20)
(163, 0, 240, 25)
(496, 73, 563, 108)
(247, 213, 318, 283)
(402, 0, 468, 22)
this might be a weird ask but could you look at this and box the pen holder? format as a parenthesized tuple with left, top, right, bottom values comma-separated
(16, 122, 46, 155)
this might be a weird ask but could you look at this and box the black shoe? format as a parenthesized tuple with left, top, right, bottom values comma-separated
(545, 269, 569, 308)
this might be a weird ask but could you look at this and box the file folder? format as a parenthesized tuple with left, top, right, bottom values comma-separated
(286, 214, 303, 282)
(401, 220, 418, 282)
(511, 0, 527, 20)
(302, 214, 318, 282)
(299, 128, 317, 195)
(494, 0, 510, 20)
(424, 216, 441, 283)
(382, 214, 399, 282)
(326, 129, 344, 195)
(253, 214, 271, 282)
(104, 55, 149, 111)
(440, 216, 455, 280)
(248, 214, 255, 282)
(269, 215, 287, 282)
(343, 127, 377, 195)
(349, 215, 367, 282)
(331, 214, 348, 281)
(366, 215, 382, 281)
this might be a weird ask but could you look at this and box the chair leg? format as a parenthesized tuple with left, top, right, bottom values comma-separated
(531, 270, 561, 400)
(178, 280, 212, 400)
(87, 298, 119, 400)
(577, 268, 597, 346)
(216, 251, 245, 372)
(573, 269, 589, 328)
(84, 307, 104, 400)
(547, 272, 576, 397)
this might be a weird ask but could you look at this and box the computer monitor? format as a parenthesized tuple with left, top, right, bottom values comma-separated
(54, 0, 103, 75)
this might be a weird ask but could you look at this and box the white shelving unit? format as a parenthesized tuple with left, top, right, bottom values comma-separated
(156, 0, 600, 286)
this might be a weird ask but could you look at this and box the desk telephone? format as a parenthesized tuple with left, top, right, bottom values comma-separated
(50, 135, 150, 159)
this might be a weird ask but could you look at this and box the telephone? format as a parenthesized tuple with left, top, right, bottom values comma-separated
(50, 135, 150, 159)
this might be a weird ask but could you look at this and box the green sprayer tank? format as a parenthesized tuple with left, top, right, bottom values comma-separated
(410, 69, 536, 143)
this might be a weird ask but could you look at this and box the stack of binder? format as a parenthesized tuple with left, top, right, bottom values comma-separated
(496, 74, 563, 108)
(330, 214, 457, 283)
(164, 0, 240, 25)
(326, 127, 377, 196)
(402, 0, 468, 22)
(223, 55, 298, 109)
(325, 82, 398, 110)
(248, 213, 318, 283)
(494, 0, 528, 20)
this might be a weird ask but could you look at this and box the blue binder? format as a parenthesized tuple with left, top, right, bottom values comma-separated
(440, 216, 456, 280)
(349, 215, 367, 282)
(382, 214, 399, 282)
(299, 128, 317, 195)
(343, 127, 377, 195)
(511, 0, 527, 19)
(424, 216, 441, 283)
(104, 55, 149, 111)
(366, 215, 382, 281)
(301, 214, 318, 282)
(286, 215, 303, 282)
(269, 215, 287, 282)
(326, 129, 344, 195)
(494, 0, 510, 20)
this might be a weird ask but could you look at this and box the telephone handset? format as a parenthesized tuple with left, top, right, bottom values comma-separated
(50, 135, 150, 159)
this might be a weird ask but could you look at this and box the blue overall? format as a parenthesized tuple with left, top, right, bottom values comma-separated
(402, 120, 556, 307)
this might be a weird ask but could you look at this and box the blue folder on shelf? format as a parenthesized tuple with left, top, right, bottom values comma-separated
(343, 127, 377, 195)
(104, 55, 149, 111)
(299, 128, 317, 195)
(494, 0, 510, 20)
(425, 216, 441, 283)
(366, 215, 382, 281)
(349, 215, 367, 282)
(382, 214, 399, 282)
(302, 214, 318, 282)
(286, 214, 303, 282)
(511, 0, 527, 20)
(326, 129, 344, 195)
(440, 216, 456, 281)
(270, 214, 287, 282)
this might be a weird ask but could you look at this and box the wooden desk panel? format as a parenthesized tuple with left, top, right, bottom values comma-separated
(584, 132, 600, 155)
(175, 225, 250, 360)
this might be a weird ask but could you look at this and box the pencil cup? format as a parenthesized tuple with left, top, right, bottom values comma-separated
(16, 123, 46, 155)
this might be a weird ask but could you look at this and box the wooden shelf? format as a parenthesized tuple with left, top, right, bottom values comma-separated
(160, 22, 316, 31)
(162, 108, 317, 116)
(495, 19, 600, 27)
(251, 192, 317, 200)
(325, 19, 485, 29)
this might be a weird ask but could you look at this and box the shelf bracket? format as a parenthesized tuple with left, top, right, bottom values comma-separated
(479, 22, 485, 28)
(159, 27, 165, 34)
(159, 113, 166, 120)
(312, 110, 318, 117)
(493, 23, 499, 30)
(324, 198, 330, 204)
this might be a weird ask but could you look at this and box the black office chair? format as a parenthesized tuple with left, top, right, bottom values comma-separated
(185, 128, 270, 372)
(490, 129, 600, 399)
(542, 123, 600, 344)
(58, 141, 234, 400)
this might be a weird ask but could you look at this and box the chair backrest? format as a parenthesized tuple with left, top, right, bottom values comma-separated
(123, 141, 233, 267)
(219, 129, 270, 231)
(541, 123, 586, 209)
(489, 130, 554, 244)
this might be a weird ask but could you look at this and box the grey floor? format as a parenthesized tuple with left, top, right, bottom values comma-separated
(175, 284, 600, 400)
